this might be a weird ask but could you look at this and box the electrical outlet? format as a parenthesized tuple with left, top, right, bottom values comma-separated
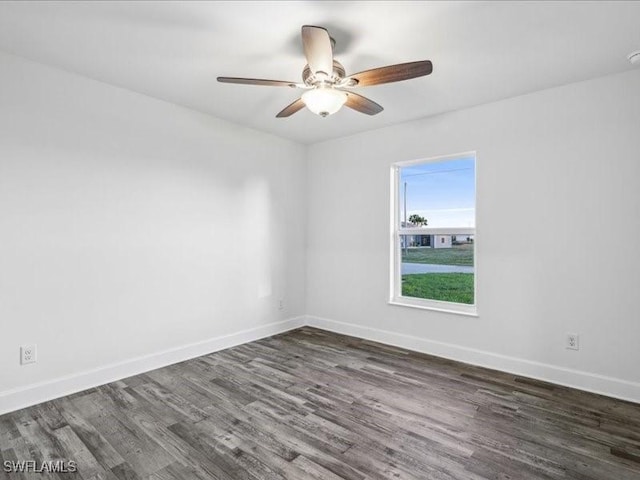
(20, 344, 37, 365)
(566, 333, 579, 351)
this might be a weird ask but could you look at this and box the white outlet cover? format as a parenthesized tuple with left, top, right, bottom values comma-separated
(566, 334, 579, 351)
(20, 344, 37, 364)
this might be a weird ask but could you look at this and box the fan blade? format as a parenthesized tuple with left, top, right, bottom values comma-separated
(344, 92, 383, 115)
(276, 98, 306, 118)
(301, 25, 333, 76)
(349, 60, 432, 87)
(217, 77, 298, 88)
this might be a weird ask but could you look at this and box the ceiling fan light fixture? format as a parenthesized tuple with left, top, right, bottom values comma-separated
(217, 26, 432, 118)
(301, 87, 347, 117)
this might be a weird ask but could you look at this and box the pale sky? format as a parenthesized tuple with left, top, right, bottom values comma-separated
(400, 155, 475, 228)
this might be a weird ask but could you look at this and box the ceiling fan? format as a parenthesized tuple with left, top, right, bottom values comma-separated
(217, 25, 433, 118)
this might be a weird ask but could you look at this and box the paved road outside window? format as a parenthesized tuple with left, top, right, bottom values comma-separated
(402, 263, 474, 274)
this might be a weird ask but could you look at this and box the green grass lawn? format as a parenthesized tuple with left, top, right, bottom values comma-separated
(402, 273, 474, 304)
(401, 244, 473, 266)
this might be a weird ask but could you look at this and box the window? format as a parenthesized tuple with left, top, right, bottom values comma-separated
(390, 152, 476, 315)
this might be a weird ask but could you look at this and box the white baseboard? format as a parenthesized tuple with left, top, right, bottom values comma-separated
(0, 316, 305, 416)
(306, 315, 640, 404)
(3, 313, 638, 415)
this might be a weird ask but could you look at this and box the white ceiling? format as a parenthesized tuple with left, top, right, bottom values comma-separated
(0, 1, 639, 144)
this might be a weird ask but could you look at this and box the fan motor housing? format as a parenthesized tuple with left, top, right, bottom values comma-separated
(303, 60, 346, 86)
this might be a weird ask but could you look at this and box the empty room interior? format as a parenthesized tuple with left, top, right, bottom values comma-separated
(2, 1, 640, 479)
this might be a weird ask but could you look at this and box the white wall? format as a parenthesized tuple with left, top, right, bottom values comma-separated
(306, 69, 640, 401)
(2, 48, 639, 411)
(0, 52, 307, 411)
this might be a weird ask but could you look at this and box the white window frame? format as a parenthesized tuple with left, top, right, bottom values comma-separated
(389, 151, 478, 316)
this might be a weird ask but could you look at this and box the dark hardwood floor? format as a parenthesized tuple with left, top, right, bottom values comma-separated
(1, 327, 640, 479)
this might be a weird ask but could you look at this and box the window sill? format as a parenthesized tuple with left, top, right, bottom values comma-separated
(388, 298, 478, 317)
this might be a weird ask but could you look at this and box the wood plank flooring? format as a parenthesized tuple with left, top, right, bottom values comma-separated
(1, 327, 640, 479)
